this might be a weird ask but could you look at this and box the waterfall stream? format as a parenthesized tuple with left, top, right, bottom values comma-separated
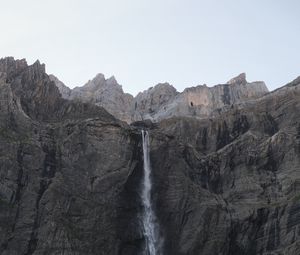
(141, 130, 161, 255)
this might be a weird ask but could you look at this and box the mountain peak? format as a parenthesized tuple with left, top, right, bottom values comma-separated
(31, 59, 46, 73)
(94, 73, 105, 80)
(0, 57, 28, 75)
(227, 73, 247, 85)
(106, 75, 118, 85)
(88, 73, 105, 85)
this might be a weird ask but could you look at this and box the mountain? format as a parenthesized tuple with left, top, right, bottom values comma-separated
(51, 72, 268, 123)
(1, 57, 300, 255)
(133, 73, 268, 121)
(50, 73, 134, 123)
(49, 74, 71, 98)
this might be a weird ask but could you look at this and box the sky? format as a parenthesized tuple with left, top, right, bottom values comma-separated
(0, 0, 299, 96)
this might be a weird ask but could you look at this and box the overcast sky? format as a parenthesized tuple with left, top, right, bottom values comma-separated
(0, 0, 299, 95)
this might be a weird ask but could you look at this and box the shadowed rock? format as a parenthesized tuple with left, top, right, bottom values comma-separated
(1, 57, 300, 255)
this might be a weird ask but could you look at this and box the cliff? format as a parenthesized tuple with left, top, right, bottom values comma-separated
(51, 72, 268, 123)
(0, 57, 300, 255)
(50, 73, 134, 123)
(134, 73, 268, 121)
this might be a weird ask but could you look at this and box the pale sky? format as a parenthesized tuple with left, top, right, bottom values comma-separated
(0, 0, 299, 95)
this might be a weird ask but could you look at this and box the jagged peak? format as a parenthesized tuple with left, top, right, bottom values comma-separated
(76, 73, 123, 93)
(227, 73, 247, 85)
(0, 57, 46, 75)
(149, 82, 177, 92)
(135, 82, 177, 101)
(81, 73, 105, 89)
(106, 75, 119, 85)
(31, 59, 46, 73)
(0, 57, 28, 74)
(93, 73, 105, 81)
(89, 73, 120, 86)
(33, 59, 41, 65)
(0, 56, 26, 64)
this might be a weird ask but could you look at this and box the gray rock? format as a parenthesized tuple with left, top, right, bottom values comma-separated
(52, 73, 134, 123)
(51, 72, 268, 124)
(227, 72, 247, 85)
(132, 82, 178, 121)
(133, 73, 268, 122)
(149, 79, 300, 254)
(49, 74, 71, 99)
(1, 57, 300, 255)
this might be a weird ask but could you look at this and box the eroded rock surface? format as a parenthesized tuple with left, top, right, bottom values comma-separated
(50, 73, 134, 123)
(0, 57, 300, 255)
(51, 72, 268, 123)
(150, 79, 300, 254)
(138, 73, 268, 122)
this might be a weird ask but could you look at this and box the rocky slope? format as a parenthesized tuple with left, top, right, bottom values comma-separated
(1, 57, 300, 255)
(51, 72, 268, 123)
(151, 79, 300, 254)
(133, 73, 268, 121)
(50, 74, 134, 123)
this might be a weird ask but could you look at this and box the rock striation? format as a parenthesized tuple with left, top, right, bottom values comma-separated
(51, 72, 268, 123)
(150, 78, 300, 254)
(134, 73, 268, 121)
(49, 74, 71, 98)
(50, 73, 134, 123)
(0, 57, 300, 255)
(132, 82, 178, 121)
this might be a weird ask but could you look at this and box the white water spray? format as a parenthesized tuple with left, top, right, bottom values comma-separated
(141, 130, 161, 255)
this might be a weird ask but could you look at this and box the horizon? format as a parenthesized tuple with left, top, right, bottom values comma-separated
(0, 0, 299, 95)
(3, 55, 294, 96)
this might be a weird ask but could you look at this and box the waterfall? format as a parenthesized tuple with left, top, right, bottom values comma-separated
(141, 130, 161, 255)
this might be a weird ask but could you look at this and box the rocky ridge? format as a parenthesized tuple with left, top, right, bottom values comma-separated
(50, 73, 133, 123)
(1, 57, 300, 255)
(51, 72, 268, 123)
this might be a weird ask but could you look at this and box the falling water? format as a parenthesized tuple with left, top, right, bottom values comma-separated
(141, 130, 161, 255)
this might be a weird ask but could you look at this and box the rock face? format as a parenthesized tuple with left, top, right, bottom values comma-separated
(132, 82, 178, 121)
(1, 57, 300, 255)
(0, 57, 139, 255)
(151, 79, 300, 254)
(133, 73, 268, 121)
(49, 74, 71, 98)
(50, 73, 134, 123)
(51, 72, 268, 123)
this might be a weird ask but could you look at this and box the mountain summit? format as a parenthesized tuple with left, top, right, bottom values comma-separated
(1, 57, 300, 255)
(51, 70, 269, 123)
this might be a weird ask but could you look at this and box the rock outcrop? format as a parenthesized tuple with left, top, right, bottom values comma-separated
(133, 73, 268, 121)
(132, 82, 178, 121)
(51, 73, 134, 123)
(52, 72, 268, 123)
(0, 57, 134, 255)
(49, 74, 71, 98)
(1, 57, 300, 255)
(150, 78, 300, 254)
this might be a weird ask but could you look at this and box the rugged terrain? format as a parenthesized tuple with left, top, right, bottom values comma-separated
(0, 57, 300, 255)
(50, 72, 268, 123)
